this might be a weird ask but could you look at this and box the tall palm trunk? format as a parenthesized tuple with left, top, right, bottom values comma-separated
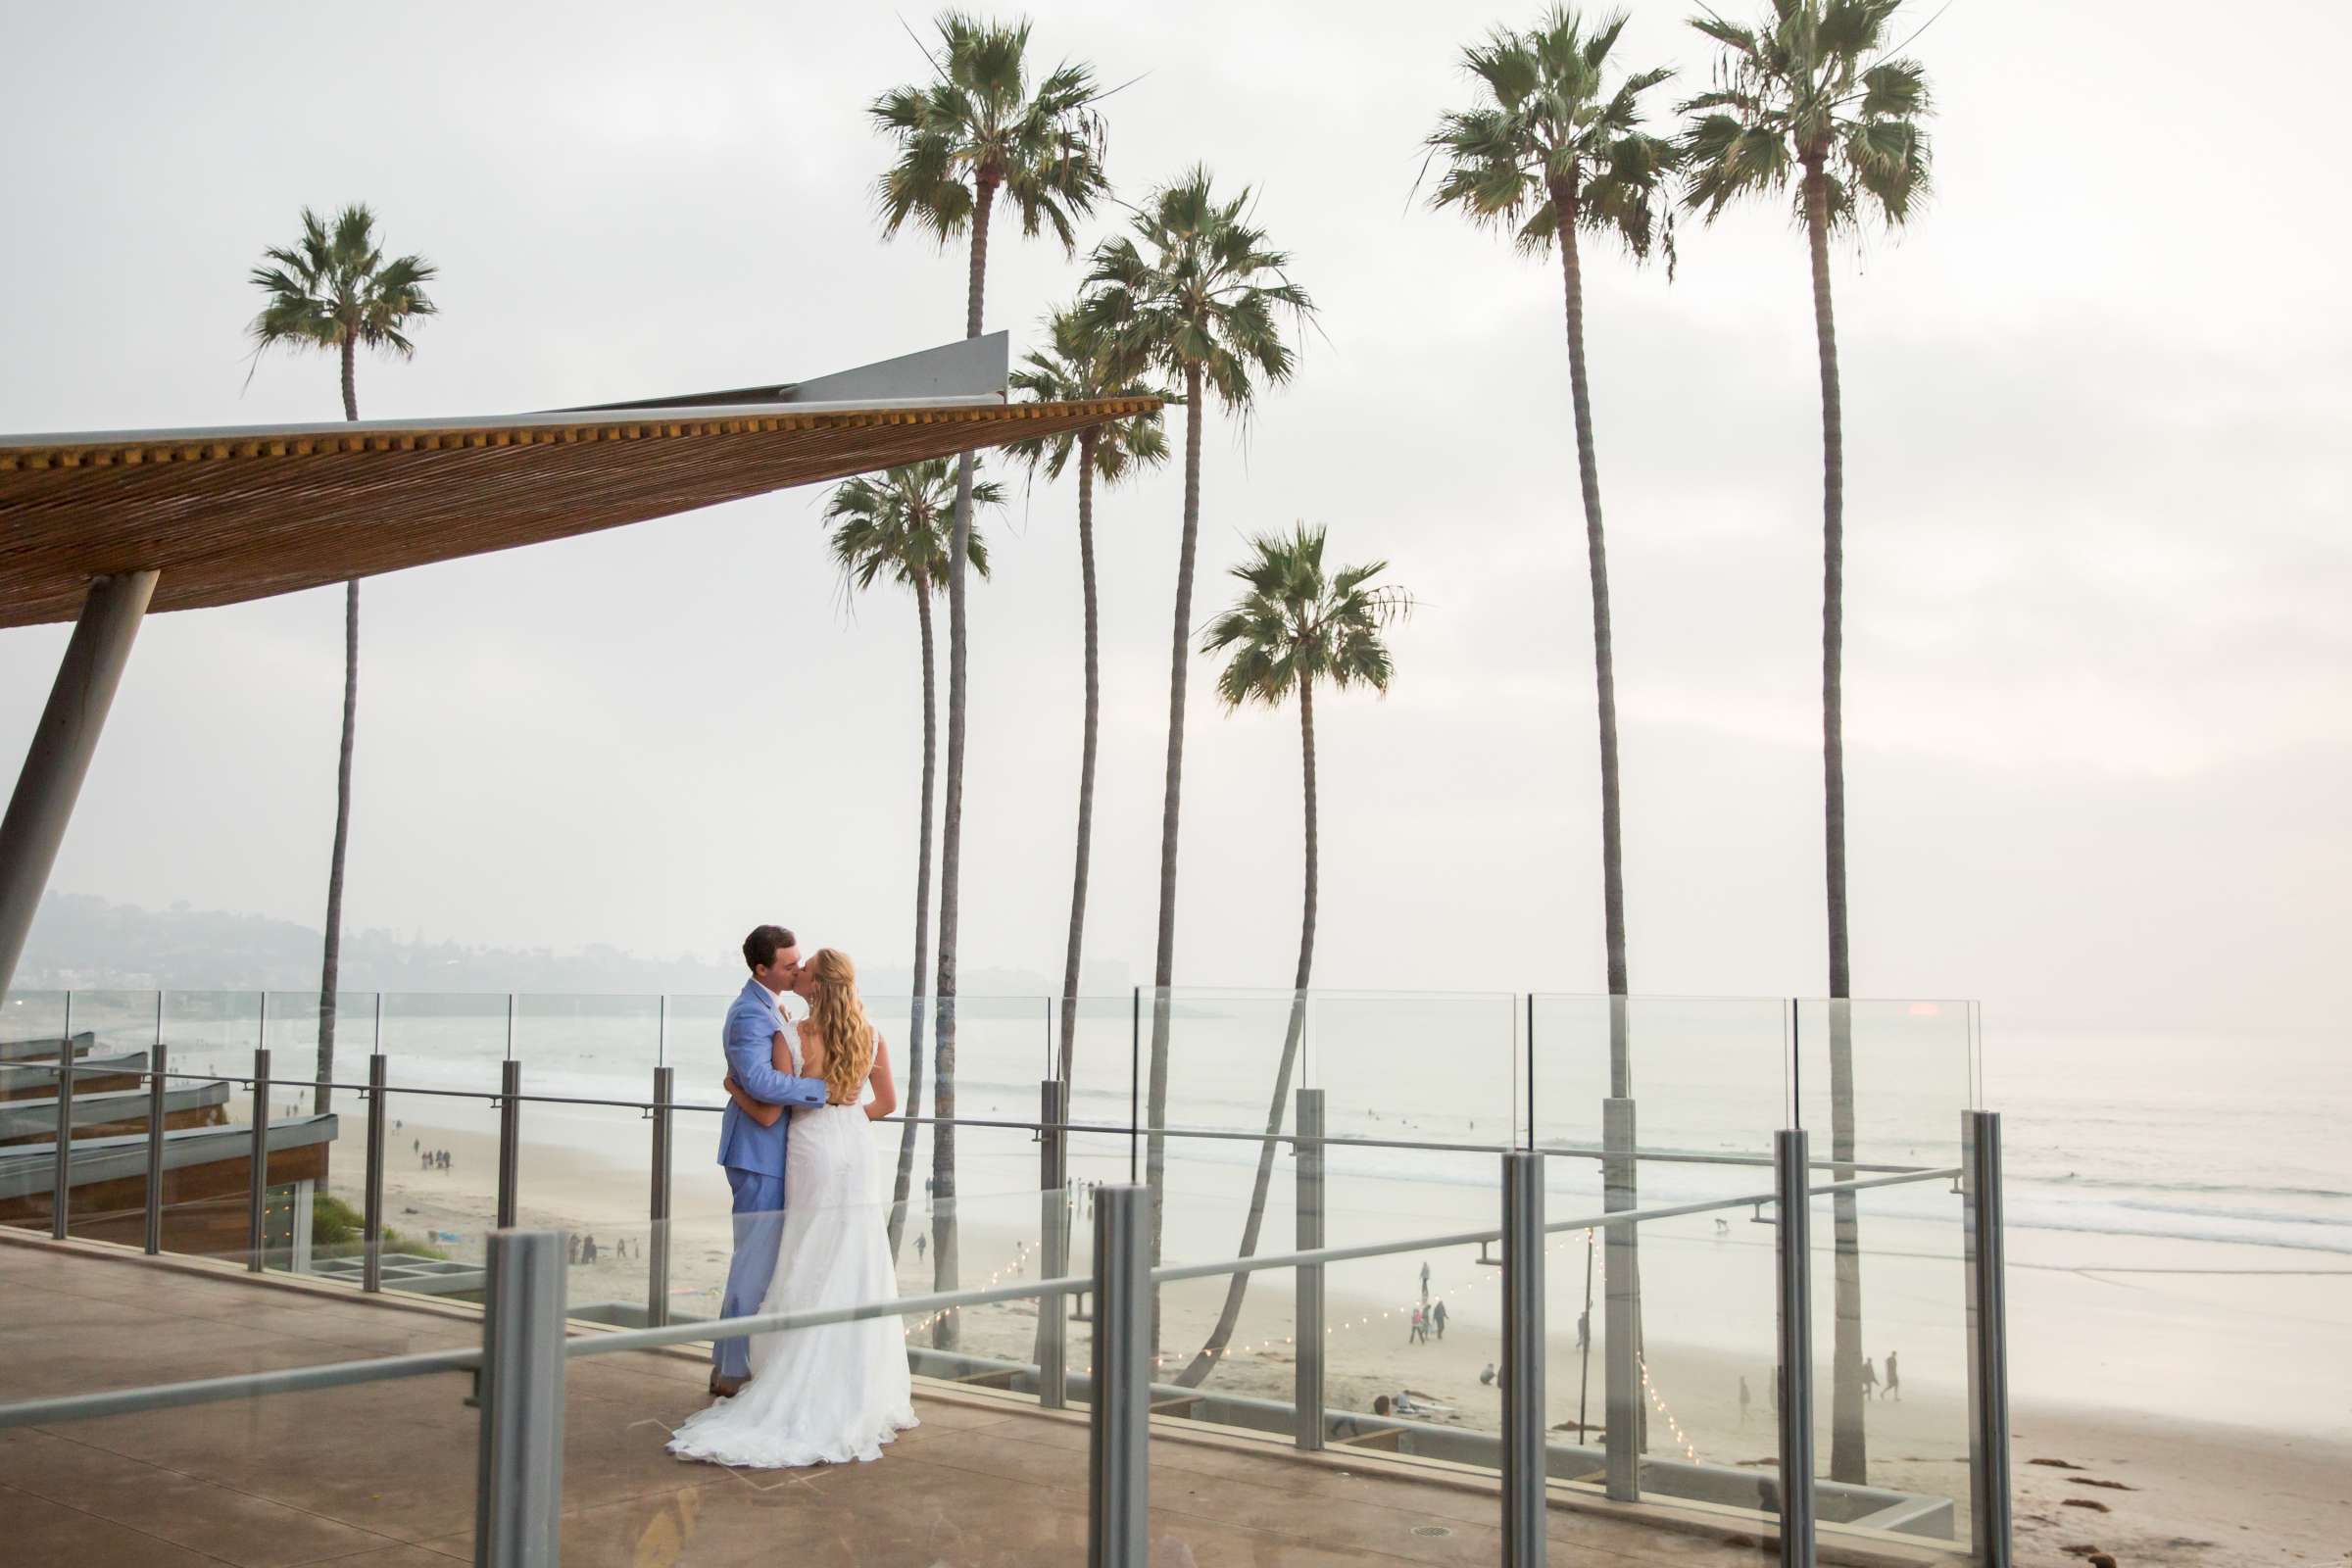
(1554, 182, 1645, 1448)
(889, 572, 939, 1260)
(1056, 432, 1102, 1083)
(931, 172, 997, 1348)
(1174, 678, 1316, 1388)
(1146, 360, 1208, 1348)
(1551, 181, 1632, 1091)
(316, 332, 363, 1114)
(1804, 156, 1867, 1486)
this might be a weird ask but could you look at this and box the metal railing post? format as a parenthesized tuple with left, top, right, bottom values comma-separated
(248, 1047, 271, 1272)
(144, 1041, 169, 1255)
(363, 1054, 388, 1293)
(497, 1058, 520, 1231)
(1501, 1149, 1548, 1568)
(476, 1229, 566, 1568)
(1601, 1095, 1640, 1500)
(1038, 1079, 1069, 1408)
(1089, 1183, 1150, 1568)
(1775, 1129, 1818, 1568)
(648, 1064, 673, 1328)
(1294, 1087, 1326, 1450)
(1965, 1110, 2013, 1568)
(49, 1026, 74, 1240)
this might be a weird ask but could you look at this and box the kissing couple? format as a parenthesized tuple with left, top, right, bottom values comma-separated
(666, 924, 916, 1468)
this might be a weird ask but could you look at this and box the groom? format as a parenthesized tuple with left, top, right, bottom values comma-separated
(710, 924, 833, 1397)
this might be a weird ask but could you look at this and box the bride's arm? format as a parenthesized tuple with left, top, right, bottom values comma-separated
(864, 1035, 899, 1120)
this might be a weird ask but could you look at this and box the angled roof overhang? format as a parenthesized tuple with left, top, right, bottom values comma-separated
(0, 333, 1153, 629)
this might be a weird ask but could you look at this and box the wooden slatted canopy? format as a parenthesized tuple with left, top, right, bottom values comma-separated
(0, 395, 1153, 630)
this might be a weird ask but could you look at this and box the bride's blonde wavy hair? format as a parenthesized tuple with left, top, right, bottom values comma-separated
(803, 948, 875, 1103)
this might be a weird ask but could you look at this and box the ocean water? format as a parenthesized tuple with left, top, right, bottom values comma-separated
(60, 985, 2342, 1263)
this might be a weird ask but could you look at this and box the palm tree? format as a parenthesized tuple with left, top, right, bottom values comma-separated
(246, 204, 437, 1115)
(874, 12, 1109, 1345)
(871, 12, 1110, 1345)
(821, 461, 1000, 1267)
(1075, 169, 1315, 1305)
(1424, 4, 1675, 1102)
(1679, 0, 1933, 1484)
(1005, 309, 1172, 1084)
(1176, 525, 1406, 1388)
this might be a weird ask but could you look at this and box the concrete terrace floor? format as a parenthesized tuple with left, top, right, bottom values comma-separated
(0, 1233, 1782, 1567)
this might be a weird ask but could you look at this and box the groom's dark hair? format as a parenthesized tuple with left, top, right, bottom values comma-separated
(742, 925, 796, 972)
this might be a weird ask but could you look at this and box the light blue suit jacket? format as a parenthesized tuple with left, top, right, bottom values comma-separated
(715, 977, 830, 1178)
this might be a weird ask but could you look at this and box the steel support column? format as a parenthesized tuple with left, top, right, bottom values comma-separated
(1501, 1149, 1548, 1568)
(1294, 1087, 1326, 1450)
(497, 1058, 520, 1231)
(1602, 1095, 1641, 1500)
(363, 1054, 388, 1293)
(1038, 1079, 1069, 1408)
(247, 1048, 271, 1272)
(1089, 1183, 1149, 1568)
(48, 1034, 74, 1240)
(143, 1042, 168, 1253)
(475, 1229, 565, 1568)
(1775, 1129, 1818, 1568)
(1965, 1110, 2013, 1567)
(647, 1064, 673, 1328)
(0, 571, 158, 1001)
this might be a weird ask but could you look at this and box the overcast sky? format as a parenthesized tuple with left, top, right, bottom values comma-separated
(2, 0, 2346, 1038)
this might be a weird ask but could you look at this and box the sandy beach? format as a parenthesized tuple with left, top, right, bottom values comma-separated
(319, 1107, 2351, 1567)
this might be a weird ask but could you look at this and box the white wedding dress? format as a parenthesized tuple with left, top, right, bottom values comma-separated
(667, 1094, 917, 1468)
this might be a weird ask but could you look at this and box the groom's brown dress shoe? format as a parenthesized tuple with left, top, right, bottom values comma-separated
(708, 1375, 747, 1399)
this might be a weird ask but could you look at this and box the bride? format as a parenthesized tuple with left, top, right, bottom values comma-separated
(667, 947, 916, 1467)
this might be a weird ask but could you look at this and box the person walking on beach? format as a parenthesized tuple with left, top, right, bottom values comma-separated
(1576, 1308, 1591, 1352)
(1861, 1356, 1879, 1400)
(1740, 1375, 1751, 1428)
(1884, 1351, 1899, 1401)
(1432, 1299, 1447, 1341)
(1419, 1260, 1431, 1301)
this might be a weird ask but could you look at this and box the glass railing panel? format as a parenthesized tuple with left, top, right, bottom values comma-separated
(1596, 1184, 1784, 1520)
(512, 991, 663, 1085)
(1306, 989, 1519, 1152)
(1806, 1176, 1972, 1552)
(1316, 1179, 1506, 1472)
(1, 986, 69, 1053)
(55, 989, 164, 1058)
(1793, 997, 1973, 1169)
(1521, 998, 1792, 1530)
(1064, 991, 1140, 1190)
(346, 1085, 502, 1299)
(247, 992, 381, 1137)
(889, 995, 1053, 1370)
(0, 989, 73, 1224)
(658, 991, 729, 1069)
(7, 1370, 482, 1556)
(511, 1085, 652, 1323)
(373, 991, 510, 1094)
